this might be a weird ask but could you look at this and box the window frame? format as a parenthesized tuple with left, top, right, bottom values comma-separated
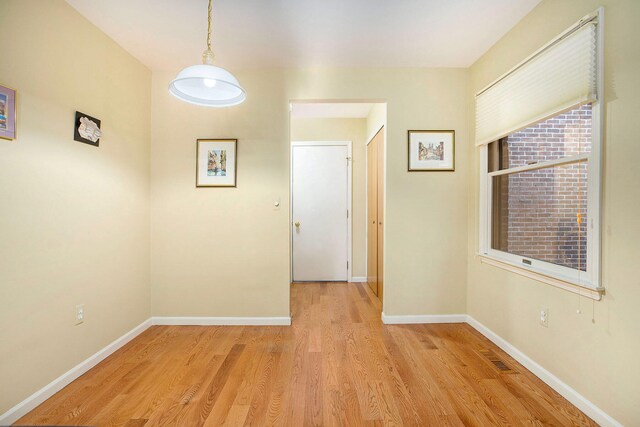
(477, 8, 604, 299)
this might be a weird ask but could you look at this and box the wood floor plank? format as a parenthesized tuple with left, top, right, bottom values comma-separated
(201, 344, 258, 426)
(15, 283, 598, 427)
(177, 343, 246, 426)
(263, 337, 296, 427)
(242, 349, 281, 426)
(303, 351, 323, 427)
(222, 404, 250, 427)
(344, 325, 383, 421)
(386, 325, 459, 417)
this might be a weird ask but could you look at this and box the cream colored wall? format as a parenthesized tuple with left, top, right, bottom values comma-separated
(366, 103, 387, 143)
(2, 0, 635, 422)
(467, 1, 640, 424)
(290, 118, 368, 278)
(0, 1, 151, 415)
(151, 68, 469, 317)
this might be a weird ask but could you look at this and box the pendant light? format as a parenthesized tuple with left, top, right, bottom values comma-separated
(169, 0, 246, 107)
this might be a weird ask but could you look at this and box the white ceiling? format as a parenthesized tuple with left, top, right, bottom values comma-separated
(291, 103, 376, 119)
(66, 0, 540, 71)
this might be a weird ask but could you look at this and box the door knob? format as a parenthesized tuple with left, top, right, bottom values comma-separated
(294, 221, 300, 227)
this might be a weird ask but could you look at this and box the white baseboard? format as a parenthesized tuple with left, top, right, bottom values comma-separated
(0, 318, 152, 426)
(151, 316, 292, 326)
(381, 312, 467, 324)
(349, 276, 367, 283)
(466, 316, 622, 427)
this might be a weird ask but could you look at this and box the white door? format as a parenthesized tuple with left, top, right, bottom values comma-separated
(292, 142, 350, 281)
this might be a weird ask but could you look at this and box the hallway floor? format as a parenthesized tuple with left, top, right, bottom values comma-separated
(16, 282, 596, 426)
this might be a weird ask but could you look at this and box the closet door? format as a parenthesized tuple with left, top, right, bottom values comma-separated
(376, 128, 385, 302)
(367, 137, 378, 295)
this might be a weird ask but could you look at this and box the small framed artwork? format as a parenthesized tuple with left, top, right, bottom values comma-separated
(196, 139, 237, 187)
(0, 84, 17, 141)
(74, 111, 102, 147)
(408, 130, 455, 172)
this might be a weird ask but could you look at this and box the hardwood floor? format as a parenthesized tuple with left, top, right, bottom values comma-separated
(16, 282, 597, 426)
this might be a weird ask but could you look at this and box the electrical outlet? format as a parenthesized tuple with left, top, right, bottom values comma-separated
(539, 307, 549, 328)
(75, 304, 85, 325)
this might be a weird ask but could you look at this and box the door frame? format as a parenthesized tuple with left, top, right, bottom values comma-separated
(290, 140, 353, 282)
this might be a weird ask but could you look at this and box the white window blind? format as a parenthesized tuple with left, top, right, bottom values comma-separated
(475, 16, 598, 146)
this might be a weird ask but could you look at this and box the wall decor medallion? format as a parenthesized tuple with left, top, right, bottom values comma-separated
(74, 111, 102, 147)
(408, 130, 455, 171)
(196, 139, 237, 187)
(0, 84, 17, 140)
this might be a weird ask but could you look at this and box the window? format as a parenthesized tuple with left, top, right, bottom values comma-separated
(486, 105, 596, 284)
(477, 9, 603, 295)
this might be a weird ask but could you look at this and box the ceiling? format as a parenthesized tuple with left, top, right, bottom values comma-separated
(66, 0, 540, 71)
(291, 103, 377, 119)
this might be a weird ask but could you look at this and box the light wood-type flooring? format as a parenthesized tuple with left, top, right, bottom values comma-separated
(16, 282, 597, 426)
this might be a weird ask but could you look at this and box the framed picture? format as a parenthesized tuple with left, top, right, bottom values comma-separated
(196, 139, 237, 187)
(74, 111, 102, 147)
(408, 130, 455, 172)
(0, 84, 17, 141)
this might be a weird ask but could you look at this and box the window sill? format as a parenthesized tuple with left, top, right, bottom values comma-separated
(476, 254, 604, 301)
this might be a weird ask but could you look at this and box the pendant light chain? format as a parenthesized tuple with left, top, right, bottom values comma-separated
(207, 0, 212, 51)
(202, 0, 215, 65)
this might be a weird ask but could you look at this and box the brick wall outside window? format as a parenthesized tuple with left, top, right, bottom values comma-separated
(493, 105, 591, 271)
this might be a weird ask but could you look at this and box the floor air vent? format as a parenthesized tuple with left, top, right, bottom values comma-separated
(479, 349, 512, 372)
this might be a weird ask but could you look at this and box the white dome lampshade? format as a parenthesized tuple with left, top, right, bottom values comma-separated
(168, 0, 246, 108)
(169, 64, 246, 107)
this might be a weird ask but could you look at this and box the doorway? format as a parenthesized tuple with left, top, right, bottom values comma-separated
(291, 141, 352, 281)
(288, 101, 386, 307)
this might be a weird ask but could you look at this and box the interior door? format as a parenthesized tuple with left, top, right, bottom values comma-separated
(292, 144, 349, 281)
(367, 138, 378, 295)
(367, 127, 384, 301)
(376, 128, 385, 302)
